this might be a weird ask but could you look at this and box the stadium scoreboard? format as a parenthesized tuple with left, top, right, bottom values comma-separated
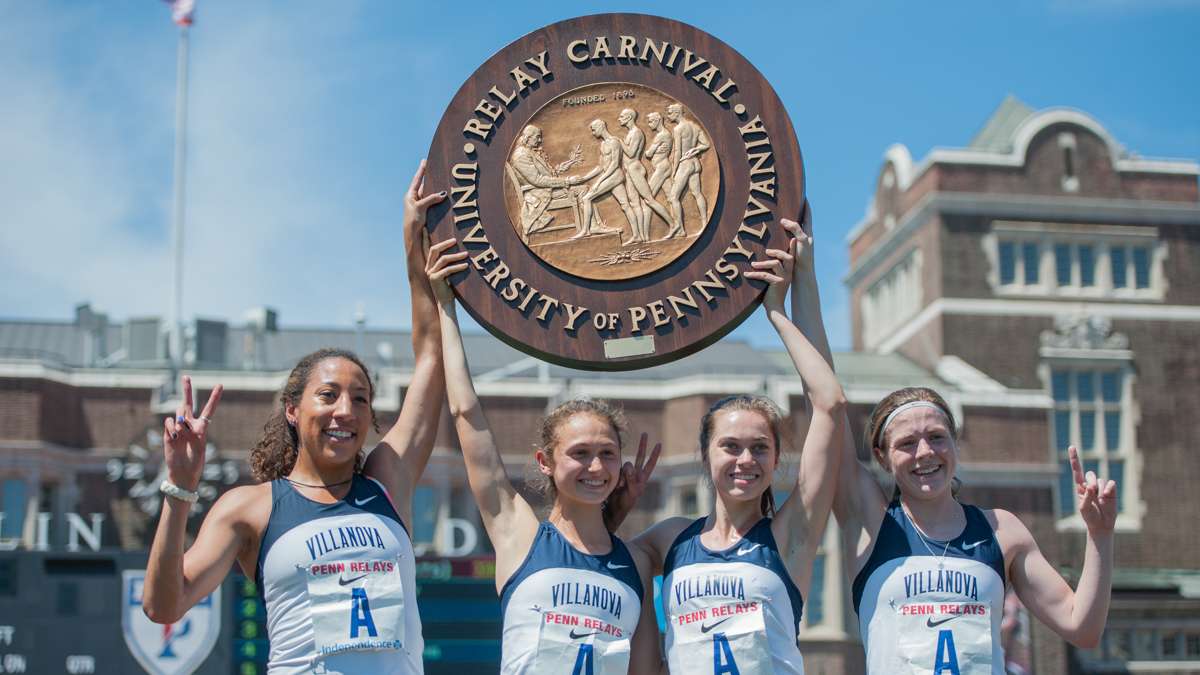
(0, 551, 501, 674)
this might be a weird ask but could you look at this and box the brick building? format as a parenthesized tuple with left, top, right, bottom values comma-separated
(846, 95, 1200, 673)
(1, 97, 1198, 673)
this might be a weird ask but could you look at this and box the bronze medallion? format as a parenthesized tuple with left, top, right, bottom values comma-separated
(425, 14, 805, 370)
(503, 82, 720, 281)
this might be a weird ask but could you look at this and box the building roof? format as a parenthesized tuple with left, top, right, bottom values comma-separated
(967, 94, 1035, 153)
(0, 313, 941, 387)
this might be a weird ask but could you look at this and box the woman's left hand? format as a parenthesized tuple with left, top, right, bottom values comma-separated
(425, 237, 470, 306)
(404, 160, 447, 270)
(1069, 446, 1118, 535)
(746, 238, 796, 313)
(604, 433, 662, 531)
(781, 209, 815, 281)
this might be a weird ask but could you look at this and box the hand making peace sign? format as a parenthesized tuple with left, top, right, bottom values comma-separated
(604, 432, 662, 531)
(161, 375, 224, 492)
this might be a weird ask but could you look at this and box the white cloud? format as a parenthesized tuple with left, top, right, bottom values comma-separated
(0, 2, 455, 332)
(0, 4, 173, 318)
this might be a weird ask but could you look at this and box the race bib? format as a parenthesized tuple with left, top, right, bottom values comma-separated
(304, 558, 406, 658)
(530, 609, 631, 675)
(671, 601, 773, 675)
(895, 600, 993, 674)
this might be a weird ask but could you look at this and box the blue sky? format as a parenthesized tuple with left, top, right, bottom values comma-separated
(2, 1, 1197, 352)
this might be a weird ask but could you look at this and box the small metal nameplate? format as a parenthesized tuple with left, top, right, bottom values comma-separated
(604, 335, 655, 359)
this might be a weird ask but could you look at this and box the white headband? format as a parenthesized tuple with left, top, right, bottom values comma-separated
(879, 401, 950, 442)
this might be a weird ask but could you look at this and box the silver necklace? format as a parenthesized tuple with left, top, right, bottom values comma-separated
(901, 502, 952, 569)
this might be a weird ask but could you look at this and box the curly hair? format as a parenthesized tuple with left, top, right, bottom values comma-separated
(863, 387, 960, 498)
(249, 348, 379, 482)
(530, 397, 627, 503)
(699, 394, 788, 518)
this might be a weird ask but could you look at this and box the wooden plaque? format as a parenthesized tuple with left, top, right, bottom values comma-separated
(426, 13, 805, 370)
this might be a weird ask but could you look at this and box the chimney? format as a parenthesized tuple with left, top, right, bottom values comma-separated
(243, 307, 278, 370)
(126, 317, 165, 363)
(75, 303, 109, 366)
(193, 319, 228, 368)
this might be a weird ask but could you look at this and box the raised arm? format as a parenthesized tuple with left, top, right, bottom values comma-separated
(144, 376, 253, 624)
(1005, 447, 1114, 647)
(426, 239, 541, 590)
(364, 160, 448, 528)
(785, 210, 888, 572)
(745, 231, 845, 589)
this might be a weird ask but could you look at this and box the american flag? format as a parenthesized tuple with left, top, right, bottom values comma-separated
(163, 0, 195, 26)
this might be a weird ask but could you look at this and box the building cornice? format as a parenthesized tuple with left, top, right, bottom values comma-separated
(875, 296, 1200, 355)
(845, 191, 1200, 288)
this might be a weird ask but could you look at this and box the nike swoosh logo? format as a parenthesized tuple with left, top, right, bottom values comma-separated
(354, 495, 377, 507)
(962, 539, 987, 550)
(569, 629, 599, 640)
(736, 543, 762, 556)
(606, 561, 628, 569)
(700, 617, 732, 634)
(338, 573, 369, 586)
(927, 615, 963, 628)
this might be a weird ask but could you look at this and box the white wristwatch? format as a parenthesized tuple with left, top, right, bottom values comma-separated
(160, 479, 200, 503)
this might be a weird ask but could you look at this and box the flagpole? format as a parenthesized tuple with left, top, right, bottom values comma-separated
(169, 22, 190, 382)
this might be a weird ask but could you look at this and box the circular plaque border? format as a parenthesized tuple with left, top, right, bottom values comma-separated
(425, 13, 805, 371)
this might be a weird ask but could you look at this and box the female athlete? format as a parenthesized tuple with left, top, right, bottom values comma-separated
(143, 162, 448, 674)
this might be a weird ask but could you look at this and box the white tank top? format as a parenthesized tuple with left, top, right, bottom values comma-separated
(662, 517, 806, 675)
(255, 475, 422, 674)
(852, 501, 1007, 674)
(498, 521, 644, 675)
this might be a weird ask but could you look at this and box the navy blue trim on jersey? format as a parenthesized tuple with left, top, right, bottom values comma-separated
(254, 475, 408, 602)
(663, 516, 805, 633)
(851, 500, 1005, 614)
(499, 521, 644, 616)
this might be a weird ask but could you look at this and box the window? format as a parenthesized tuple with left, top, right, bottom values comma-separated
(1055, 244, 1072, 286)
(1079, 624, 1200, 668)
(1107, 244, 1153, 292)
(1, 479, 26, 540)
(1079, 245, 1095, 287)
(996, 239, 1039, 289)
(989, 224, 1162, 300)
(679, 484, 699, 517)
(411, 486, 437, 548)
(805, 552, 825, 626)
(1110, 246, 1127, 288)
(999, 242, 1015, 285)
(1050, 366, 1132, 517)
(1059, 132, 1080, 192)
(861, 248, 923, 349)
(1022, 242, 1039, 284)
(1133, 247, 1151, 288)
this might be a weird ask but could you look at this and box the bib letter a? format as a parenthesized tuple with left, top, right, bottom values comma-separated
(933, 629, 961, 675)
(350, 588, 379, 638)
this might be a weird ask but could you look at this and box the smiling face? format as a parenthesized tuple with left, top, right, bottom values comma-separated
(876, 406, 957, 501)
(285, 357, 372, 469)
(537, 412, 622, 506)
(704, 409, 778, 503)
